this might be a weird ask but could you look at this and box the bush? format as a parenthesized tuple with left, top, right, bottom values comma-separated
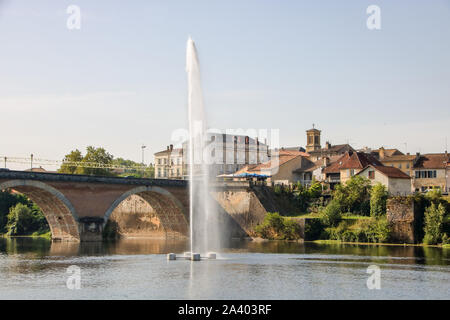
(362, 218, 390, 243)
(333, 176, 371, 215)
(423, 203, 446, 245)
(370, 183, 388, 217)
(304, 219, 324, 240)
(320, 200, 342, 227)
(254, 212, 302, 240)
(324, 217, 390, 243)
(291, 181, 324, 212)
(273, 184, 283, 195)
(283, 219, 302, 240)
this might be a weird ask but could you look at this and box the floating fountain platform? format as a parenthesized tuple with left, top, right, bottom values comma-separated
(167, 252, 217, 261)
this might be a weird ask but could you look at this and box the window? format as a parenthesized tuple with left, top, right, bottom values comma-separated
(368, 171, 375, 179)
(350, 169, 355, 176)
(398, 164, 402, 169)
(406, 163, 410, 169)
(415, 170, 437, 179)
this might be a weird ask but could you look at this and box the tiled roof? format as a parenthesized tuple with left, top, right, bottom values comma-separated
(292, 158, 317, 173)
(309, 144, 354, 155)
(413, 153, 449, 169)
(359, 165, 411, 179)
(235, 150, 307, 175)
(380, 154, 416, 161)
(371, 148, 404, 158)
(154, 148, 183, 156)
(323, 152, 382, 173)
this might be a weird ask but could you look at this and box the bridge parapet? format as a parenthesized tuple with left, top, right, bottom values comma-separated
(0, 170, 187, 187)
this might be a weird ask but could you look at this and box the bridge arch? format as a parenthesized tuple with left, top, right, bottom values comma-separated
(104, 186, 189, 237)
(0, 180, 80, 241)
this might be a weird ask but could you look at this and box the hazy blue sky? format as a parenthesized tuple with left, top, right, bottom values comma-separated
(1, 0, 449, 168)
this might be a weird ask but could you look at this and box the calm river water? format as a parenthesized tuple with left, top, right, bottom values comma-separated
(0, 238, 448, 299)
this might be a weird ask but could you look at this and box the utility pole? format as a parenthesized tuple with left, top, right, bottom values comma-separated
(141, 145, 147, 177)
(141, 145, 147, 164)
(30, 154, 34, 170)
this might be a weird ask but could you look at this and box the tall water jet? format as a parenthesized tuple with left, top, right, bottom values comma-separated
(186, 37, 220, 255)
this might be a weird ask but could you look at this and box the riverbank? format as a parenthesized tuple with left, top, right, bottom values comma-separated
(0, 231, 51, 240)
(310, 239, 449, 248)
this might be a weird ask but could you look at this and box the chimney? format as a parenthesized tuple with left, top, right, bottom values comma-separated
(323, 157, 330, 167)
(166, 146, 169, 151)
(170, 144, 173, 151)
(325, 141, 331, 150)
(379, 147, 385, 160)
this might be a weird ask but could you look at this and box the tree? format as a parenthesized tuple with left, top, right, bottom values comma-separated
(320, 199, 342, 227)
(6, 203, 33, 236)
(333, 176, 372, 215)
(58, 146, 114, 176)
(81, 146, 114, 176)
(370, 183, 388, 217)
(114, 158, 155, 178)
(59, 149, 83, 174)
(423, 203, 446, 245)
(292, 181, 323, 212)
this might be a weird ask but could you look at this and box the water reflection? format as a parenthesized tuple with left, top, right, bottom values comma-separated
(0, 238, 448, 266)
(0, 237, 448, 300)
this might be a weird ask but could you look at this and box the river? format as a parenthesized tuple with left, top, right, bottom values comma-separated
(0, 238, 448, 299)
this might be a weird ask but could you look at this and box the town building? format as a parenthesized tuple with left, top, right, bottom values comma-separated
(303, 126, 354, 161)
(368, 147, 420, 177)
(154, 133, 269, 179)
(233, 150, 310, 185)
(370, 147, 404, 159)
(356, 164, 412, 195)
(411, 153, 449, 192)
(446, 160, 450, 194)
(292, 154, 342, 186)
(322, 151, 383, 186)
(154, 145, 184, 179)
(305, 127, 321, 153)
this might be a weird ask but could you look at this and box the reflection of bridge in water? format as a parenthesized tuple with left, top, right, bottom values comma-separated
(0, 170, 193, 242)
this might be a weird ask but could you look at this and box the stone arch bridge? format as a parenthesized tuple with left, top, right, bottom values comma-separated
(0, 170, 260, 242)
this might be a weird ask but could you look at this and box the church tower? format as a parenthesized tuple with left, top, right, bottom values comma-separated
(306, 125, 321, 152)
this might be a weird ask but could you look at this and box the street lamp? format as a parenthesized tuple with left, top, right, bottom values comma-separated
(141, 145, 147, 164)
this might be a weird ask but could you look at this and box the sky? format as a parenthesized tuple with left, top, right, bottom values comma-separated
(0, 0, 449, 169)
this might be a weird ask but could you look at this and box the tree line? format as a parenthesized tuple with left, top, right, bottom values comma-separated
(58, 146, 155, 178)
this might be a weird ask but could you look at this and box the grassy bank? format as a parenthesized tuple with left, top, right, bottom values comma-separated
(0, 231, 51, 240)
(310, 239, 447, 248)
